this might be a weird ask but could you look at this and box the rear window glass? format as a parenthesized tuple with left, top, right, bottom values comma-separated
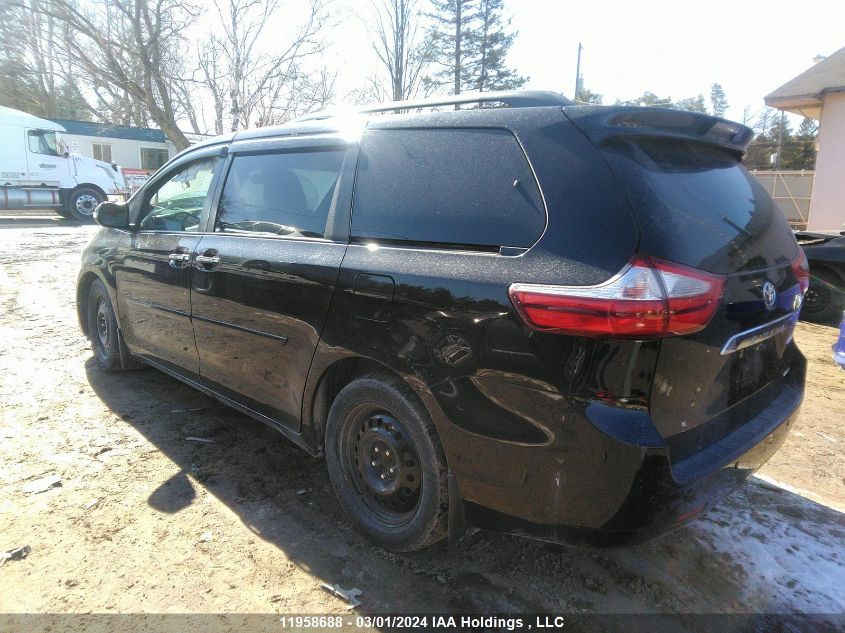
(352, 128, 545, 248)
(216, 149, 344, 238)
(601, 139, 797, 273)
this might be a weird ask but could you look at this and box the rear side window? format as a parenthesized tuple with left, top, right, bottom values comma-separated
(352, 128, 545, 248)
(601, 139, 798, 272)
(216, 149, 345, 238)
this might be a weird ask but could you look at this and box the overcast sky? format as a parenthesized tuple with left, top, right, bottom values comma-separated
(322, 0, 845, 126)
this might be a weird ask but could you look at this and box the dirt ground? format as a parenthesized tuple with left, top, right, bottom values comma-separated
(1, 215, 844, 631)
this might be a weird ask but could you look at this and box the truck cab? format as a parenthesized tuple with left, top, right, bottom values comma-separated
(0, 106, 127, 220)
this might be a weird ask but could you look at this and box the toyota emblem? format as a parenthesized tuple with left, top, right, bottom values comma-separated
(762, 281, 777, 310)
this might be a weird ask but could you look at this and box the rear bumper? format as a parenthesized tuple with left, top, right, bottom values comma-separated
(430, 353, 805, 546)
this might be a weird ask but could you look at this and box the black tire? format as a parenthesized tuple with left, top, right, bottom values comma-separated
(66, 187, 104, 222)
(87, 279, 123, 371)
(325, 374, 449, 552)
(802, 268, 845, 323)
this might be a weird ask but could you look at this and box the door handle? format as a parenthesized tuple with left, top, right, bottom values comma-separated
(195, 254, 220, 267)
(168, 252, 190, 269)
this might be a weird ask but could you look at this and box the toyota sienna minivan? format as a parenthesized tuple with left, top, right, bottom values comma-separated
(78, 91, 808, 551)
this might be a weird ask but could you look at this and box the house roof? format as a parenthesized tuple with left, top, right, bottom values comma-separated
(765, 46, 845, 117)
(48, 118, 168, 143)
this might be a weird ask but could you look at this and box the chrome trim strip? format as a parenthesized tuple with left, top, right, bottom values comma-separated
(125, 297, 190, 319)
(720, 312, 797, 355)
(191, 313, 288, 344)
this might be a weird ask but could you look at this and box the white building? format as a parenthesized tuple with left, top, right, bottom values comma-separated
(47, 118, 176, 172)
(765, 46, 845, 231)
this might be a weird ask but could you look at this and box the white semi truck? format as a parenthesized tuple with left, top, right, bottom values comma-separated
(0, 106, 127, 221)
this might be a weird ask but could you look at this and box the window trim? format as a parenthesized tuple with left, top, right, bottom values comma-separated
(132, 151, 226, 233)
(349, 126, 549, 252)
(26, 129, 59, 157)
(205, 142, 357, 243)
(92, 142, 112, 163)
(138, 145, 171, 171)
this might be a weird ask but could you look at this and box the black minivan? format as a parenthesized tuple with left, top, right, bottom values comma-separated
(78, 91, 808, 551)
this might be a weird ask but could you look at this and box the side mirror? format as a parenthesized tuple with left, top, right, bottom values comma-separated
(94, 201, 130, 229)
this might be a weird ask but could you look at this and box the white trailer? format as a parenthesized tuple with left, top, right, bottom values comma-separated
(0, 106, 127, 220)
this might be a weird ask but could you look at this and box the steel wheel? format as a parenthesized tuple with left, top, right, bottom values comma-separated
(67, 187, 104, 222)
(86, 279, 125, 371)
(75, 193, 99, 217)
(803, 283, 832, 314)
(801, 269, 845, 323)
(343, 408, 422, 526)
(325, 375, 449, 551)
(95, 297, 112, 360)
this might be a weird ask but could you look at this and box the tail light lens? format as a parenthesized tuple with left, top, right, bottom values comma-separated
(509, 255, 726, 338)
(792, 249, 810, 294)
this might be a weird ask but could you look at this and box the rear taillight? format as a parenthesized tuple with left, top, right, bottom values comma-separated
(792, 249, 810, 295)
(509, 255, 726, 338)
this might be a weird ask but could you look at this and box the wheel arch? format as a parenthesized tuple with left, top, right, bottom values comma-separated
(809, 261, 845, 287)
(305, 355, 437, 456)
(308, 356, 403, 453)
(309, 354, 465, 546)
(76, 270, 101, 338)
(77, 269, 122, 337)
(72, 183, 108, 198)
(63, 184, 107, 214)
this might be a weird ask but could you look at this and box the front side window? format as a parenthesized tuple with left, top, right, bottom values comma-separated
(351, 128, 545, 248)
(215, 149, 345, 238)
(93, 143, 112, 163)
(27, 129, 59, 156)
(138, 157, 220, 232)
(140, 147, 170, 171)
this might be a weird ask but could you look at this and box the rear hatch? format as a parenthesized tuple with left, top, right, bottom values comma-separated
(566, 107, 804, 459)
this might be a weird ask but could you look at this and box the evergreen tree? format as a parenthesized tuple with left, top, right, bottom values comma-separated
(576, 88, 603, 104)
(769, 114, 798, 168)
(710, 83, 728, 117)
(793, 117, 818, 170)
(467, 0, 526, 92)
(424, 0, 477, 95)
(618, 91, 673, 107)
(424, 0, 524, 95)
(675, 94, 707, 113)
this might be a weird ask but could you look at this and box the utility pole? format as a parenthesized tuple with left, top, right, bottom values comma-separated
(776, 109, 785, 170)
(574, 43, 583, 101)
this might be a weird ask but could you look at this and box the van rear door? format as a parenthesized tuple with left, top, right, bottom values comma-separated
(566, 107, 805, 458)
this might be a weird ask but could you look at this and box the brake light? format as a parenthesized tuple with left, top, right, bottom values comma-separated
(509, 255, 726, 338)
(792, 249, 810, 294)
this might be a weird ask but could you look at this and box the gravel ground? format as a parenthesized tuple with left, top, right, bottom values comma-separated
(0, 218, 843, 631)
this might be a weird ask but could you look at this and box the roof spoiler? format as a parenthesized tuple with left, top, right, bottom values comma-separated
(563, 106, 754, 156)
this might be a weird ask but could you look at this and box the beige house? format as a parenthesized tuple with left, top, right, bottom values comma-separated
(766, 47, 845, 231)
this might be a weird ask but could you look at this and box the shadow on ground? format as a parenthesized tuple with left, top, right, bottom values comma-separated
(0, 214, 82, 229)
(84, 358, 845, 630)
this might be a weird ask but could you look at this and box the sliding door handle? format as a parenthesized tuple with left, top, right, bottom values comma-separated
(168, 252, 190, 269)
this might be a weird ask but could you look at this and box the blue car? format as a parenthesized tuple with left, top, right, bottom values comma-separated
(835, 313, 845, 370)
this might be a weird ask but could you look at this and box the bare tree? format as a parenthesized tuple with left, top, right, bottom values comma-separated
(0, 0, 90, 118)
(203, 0, 330, 132)
(366, 0, 430, 101)
(39, 0, 197, 149)
(251, 67, 336, 126)
(196, 37, 227, 134)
